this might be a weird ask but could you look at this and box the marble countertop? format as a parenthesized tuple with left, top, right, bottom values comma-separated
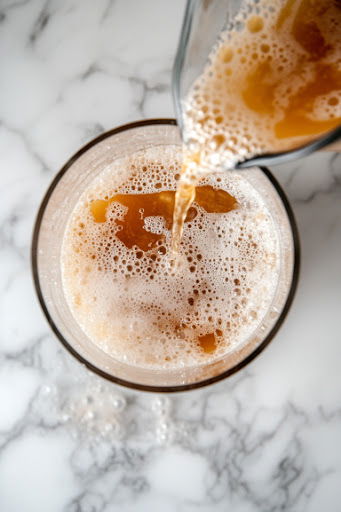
(1, 0, 341, 510)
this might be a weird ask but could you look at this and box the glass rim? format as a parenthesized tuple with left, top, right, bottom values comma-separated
(31, 118, 300, 393)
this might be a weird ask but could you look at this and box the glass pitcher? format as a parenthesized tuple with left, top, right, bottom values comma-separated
(172, 0, 341, 169)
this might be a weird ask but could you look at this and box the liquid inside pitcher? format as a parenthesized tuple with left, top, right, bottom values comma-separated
(173, 0, 341, 169)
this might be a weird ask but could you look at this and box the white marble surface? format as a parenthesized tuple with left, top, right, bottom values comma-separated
(1, 0, 341, 510)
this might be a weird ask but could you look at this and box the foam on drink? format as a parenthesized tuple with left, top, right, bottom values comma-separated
(62, 146, 281, 369)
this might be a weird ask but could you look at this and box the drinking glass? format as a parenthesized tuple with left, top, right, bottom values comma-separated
(32, 119, 299, 392)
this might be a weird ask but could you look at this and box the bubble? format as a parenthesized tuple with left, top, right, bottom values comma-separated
(111, 395, 127, 412)
(151, 396, 171, 416)
(156, 420, 175, 444)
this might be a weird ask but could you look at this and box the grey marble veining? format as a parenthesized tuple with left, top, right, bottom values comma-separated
(0, 1, 341, 511)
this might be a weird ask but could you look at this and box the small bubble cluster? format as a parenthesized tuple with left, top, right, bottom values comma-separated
(61, 145, 281, 370)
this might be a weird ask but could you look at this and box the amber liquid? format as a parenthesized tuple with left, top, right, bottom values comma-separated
(90, 184, 237, 353)
(91, 185, 237, 251)
(243, 0, 341, 140)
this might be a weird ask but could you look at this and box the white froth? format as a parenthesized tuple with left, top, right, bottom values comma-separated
(61, 145, 281, 370)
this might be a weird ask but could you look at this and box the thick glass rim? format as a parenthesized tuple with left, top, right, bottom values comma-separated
(31, 118, 300, 393)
